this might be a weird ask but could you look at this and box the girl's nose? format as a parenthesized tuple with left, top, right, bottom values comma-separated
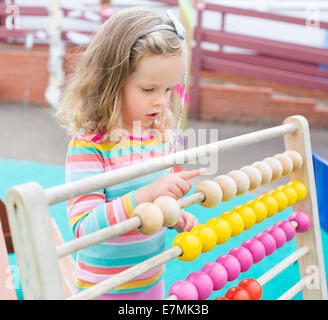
(153, 93, 169, 107)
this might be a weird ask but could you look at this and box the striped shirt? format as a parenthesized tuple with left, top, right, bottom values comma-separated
(65, 130, 173, 294)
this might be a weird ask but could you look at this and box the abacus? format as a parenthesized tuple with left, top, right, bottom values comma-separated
(5, 115, 328, 300)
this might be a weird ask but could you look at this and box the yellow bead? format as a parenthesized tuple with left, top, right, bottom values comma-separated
(206, 217, 231, 244)
(277, 185, 298, 207)
(220, 211, 244, 237)
(287, 181, 307, 202)
(257, 194, 279, 217)
(191, 225, 217, 253)
(234, 205, 256, 230)
(268, 189, 288, 212)
(246, 200, 268, 223)
(172, 232, 202, 262)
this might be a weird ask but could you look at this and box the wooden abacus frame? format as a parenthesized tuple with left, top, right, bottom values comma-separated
(5, 115, 328, 300)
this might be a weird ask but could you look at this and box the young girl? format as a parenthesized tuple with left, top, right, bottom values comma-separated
(56, 7, 205, 300)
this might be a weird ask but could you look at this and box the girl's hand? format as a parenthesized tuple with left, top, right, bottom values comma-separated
(136, 168, 206, 203)
(172, 211, 199, 233)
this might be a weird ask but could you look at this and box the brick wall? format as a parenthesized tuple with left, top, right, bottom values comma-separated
(0, 44, 80, 106)
(199, 81, 328, 128)
(1, 45, 328, 128)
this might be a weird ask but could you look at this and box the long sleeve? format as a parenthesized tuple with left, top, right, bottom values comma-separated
(65, 135, 137, 239)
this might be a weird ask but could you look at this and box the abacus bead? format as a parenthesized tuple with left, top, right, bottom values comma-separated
(268, 189, 288, 212)
(186, 271, 214, 300)
(265, 225, 286, 249)
(228, 170, 250, 195)
(201, 262, 228, 291)
(168, 280, 198, 300)
(242, 238, 266, 263)
(215, 297, 230, 300)
(229, 246, 254, 272)
(191, 225, 217, 253)
(246, 200, 268, 223)
(277, 185, 298, 207)
(234, 205, 256, 230)
(275, 220, 296, 241)
(287, 181, 307, 202)
(274, 153, 293, 176)
(196, 180, 223, 208)
(240, 166, 262, 191)
(214, 175, 237, 201)
(153, 196, 181, 227)
(252, 161, 272, 185)
(255, 232, 277, 256)
(238, 278, 262, 300)
(216, 254, 241, 281)
(131, 203, 163, 235)
(225, 287, 251, 300)
(289, 211, 311, 233)
(221, 211, 244, 237)
(206, 217, 231, 244)
(263, 157, 283, 181)
(257, 194, 279, 217)
(172, 232, 202, 261)
(283, 150, 303, 171)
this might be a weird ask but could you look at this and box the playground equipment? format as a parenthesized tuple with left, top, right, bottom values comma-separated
(4, 115, 328, 300)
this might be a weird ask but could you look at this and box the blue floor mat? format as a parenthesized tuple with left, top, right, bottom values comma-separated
(1, 158, 327, 300)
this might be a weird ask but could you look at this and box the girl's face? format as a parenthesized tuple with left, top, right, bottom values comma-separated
(121, 52, 186, 136)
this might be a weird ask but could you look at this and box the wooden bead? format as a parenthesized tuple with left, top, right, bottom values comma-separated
(195, 180, 223, 208)
(240, 166, 262, 191)
(251, 161, 272, 185)
(214, 175, 237, 201)
(263, 157, 283, 181)
(153, 196, 181, 227)
(274, 153, 293, 176)
(283, 150, 303, 171)
(228, 170, 250, 195)
(131, 203, 163, 235)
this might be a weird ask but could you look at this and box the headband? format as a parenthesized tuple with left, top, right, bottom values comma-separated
(138, 10, 186, 40)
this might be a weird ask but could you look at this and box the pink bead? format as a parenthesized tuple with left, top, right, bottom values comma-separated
(255, 232, 277, 256)
(186, 271, 214, 300)
(288, 211, 311, 233)
(216, 254, 241, 281)
(168, 280, 198, 300)
(229, 246, 253, 272)
(242, 238, 265, 263)
(201, 262, 228, 290)
(265, 225, 286, 249)
(275, 220, 296, 241)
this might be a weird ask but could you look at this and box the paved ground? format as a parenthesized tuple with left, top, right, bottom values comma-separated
(0, 102, 327, 195)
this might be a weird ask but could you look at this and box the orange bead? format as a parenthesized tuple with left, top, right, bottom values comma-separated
(238, 278, 262, 300)
(225, 287, 251, 300)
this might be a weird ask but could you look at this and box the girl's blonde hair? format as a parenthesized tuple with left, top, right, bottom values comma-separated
(56, 7, 186, 143)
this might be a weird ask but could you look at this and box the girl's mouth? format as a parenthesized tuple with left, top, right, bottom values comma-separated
(146, 113, 159, 120)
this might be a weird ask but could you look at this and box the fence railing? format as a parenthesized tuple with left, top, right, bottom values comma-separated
(0, 4, 107, 47)
(190, 2, 328, 118)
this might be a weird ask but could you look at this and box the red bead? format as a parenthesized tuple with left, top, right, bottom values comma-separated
(238, 278, 262, 300)
(214, 297, 230, 300)
(225, 286, 251, 300)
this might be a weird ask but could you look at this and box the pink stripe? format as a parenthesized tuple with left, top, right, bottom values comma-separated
(68, 199, 104, 218)
(129, 135, 154, 141)
(66, 153, 104, 163)
(75, 265, 162, 284)
(105, 228, 165, 244)
(68, 161, 104, 171)
(112, 198, 128, 223)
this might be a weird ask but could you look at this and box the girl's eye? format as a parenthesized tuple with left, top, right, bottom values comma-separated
(143, 88, 154, 92)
